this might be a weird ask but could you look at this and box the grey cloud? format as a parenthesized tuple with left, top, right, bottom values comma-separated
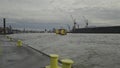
(0, 0, 120, 27)
(71, 7, 120, 25)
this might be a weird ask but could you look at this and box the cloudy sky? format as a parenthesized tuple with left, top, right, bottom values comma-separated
(0, 0, 120, 28)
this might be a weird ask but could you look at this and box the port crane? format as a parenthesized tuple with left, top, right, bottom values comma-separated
(83, 16, 88, 28)
(70, 15, 78, 31)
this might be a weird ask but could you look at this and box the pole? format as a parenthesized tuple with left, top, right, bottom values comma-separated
(3, 18, 6, 35)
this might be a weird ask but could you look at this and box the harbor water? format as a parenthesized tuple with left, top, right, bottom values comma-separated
(9, 33, 120, 68)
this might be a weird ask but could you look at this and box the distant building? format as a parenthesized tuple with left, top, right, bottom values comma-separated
(0, 26, 13, 34)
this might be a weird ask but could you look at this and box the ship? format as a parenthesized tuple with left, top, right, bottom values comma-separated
(70, 16, 120, 33)
(71, 26, 120, 33)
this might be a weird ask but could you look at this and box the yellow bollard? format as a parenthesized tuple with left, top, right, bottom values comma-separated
(46, 54, 61, 68)
(60, 29, 67, 35)
(61, 59, 74, 68)
(50, 54, 58, 68)
(17, 40, 22, 47)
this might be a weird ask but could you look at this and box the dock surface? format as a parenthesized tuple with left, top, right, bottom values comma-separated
(0, 35, 49, 68)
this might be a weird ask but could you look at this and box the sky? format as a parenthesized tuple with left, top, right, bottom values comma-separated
(0, 0, 120, 29)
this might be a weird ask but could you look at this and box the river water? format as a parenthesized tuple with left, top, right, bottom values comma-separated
(9, 33, 120, 68)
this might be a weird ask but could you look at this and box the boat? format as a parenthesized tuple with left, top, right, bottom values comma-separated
(70, 16, 120, 33)
(71, 26, 120, 33)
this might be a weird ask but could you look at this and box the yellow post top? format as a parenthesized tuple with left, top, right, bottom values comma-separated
(61, 59, 74, 64)
(50, 54, 59, 58)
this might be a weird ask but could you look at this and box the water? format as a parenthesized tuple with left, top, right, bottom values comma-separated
(9, 33, 120, 68)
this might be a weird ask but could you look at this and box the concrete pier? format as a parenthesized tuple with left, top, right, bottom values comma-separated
(0, 35, 49, 68)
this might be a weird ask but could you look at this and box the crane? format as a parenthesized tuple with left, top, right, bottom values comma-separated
(83, 16, 88, 28)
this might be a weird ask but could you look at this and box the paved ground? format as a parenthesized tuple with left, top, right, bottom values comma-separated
(0, 35, 49, 68)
